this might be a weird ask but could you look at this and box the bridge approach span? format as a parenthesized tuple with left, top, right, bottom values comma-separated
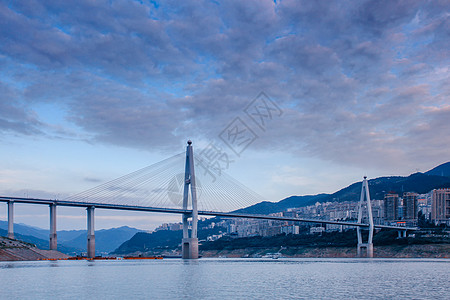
(0, 196, 416, 231)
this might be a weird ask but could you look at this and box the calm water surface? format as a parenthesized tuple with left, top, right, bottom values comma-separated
(0, 258, 448, 299)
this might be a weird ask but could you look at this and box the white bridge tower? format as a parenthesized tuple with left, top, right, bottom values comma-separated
(357, 176, 374, 258)
(182, 140, 199, 259)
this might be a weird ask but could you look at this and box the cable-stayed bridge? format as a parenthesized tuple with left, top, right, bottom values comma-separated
(0, 141, 415, 259)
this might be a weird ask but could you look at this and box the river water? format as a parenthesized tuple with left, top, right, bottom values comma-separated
(0, 258, 448, 299)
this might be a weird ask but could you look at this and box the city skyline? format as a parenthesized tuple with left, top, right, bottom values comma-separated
(1, 1, 449, 230)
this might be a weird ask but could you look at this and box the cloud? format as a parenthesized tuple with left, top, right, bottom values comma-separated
(0, 0, 449, 172)
(83, 177, 103, 183)
(0, 82, 43, 136)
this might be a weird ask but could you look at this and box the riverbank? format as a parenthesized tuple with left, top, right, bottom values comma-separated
(0, 236, 69, 261)
(200, 244, 450, 258)
(3, 235, 449, 261)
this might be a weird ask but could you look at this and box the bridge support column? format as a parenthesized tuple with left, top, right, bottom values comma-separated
(182, 237, 199, 259)
(182, 213, 198, 259)
(357, 176, 374, 258)
(181, 140, 199, 259)
(49, 204, 57, 250)
(398, 230, 407, 238)
(87, 206, 95, 258)
(357, 243, 373, 258)
(7, 201, 14, 239)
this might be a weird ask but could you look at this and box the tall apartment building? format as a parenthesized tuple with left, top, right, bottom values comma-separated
(403, 192, 418, 220)
(431, 189, 450, 225)
(384, 193, 399, 221)
(371, 199, 385, 225)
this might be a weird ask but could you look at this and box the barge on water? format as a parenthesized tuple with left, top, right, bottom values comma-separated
(40, 256, 164, 261)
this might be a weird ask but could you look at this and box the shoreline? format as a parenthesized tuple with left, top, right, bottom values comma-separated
(199, 244, 450, 259)
(2, 234, 448, 261)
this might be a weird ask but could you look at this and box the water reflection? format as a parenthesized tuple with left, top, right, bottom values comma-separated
(0, 258, 448, 299)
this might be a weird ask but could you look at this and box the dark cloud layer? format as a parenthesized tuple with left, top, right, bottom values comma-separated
(0, 0, 449, 169)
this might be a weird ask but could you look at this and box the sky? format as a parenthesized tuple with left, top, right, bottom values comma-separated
(0, 0, 449, 231)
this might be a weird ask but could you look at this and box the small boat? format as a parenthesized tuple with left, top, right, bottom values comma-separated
(262, 253, 282, 259)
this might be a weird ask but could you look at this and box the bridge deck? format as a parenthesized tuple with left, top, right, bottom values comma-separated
(0, 196, 416, 231)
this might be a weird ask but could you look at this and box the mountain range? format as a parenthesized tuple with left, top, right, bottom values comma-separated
(0, 221, 141, 254)
(235, 162, 450, 215)
(425, 162, 450, 177)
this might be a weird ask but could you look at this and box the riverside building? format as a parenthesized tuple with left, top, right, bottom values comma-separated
(431, 188, 450, 225)
(384, 193, 399, 221)
(403, 192, 418, 220)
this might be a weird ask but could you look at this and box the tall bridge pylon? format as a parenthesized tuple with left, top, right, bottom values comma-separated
(357, 176, 374, 258)
(182, 140, 199, 259)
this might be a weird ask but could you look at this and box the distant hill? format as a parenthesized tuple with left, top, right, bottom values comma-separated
(57, 229, 85, 243)
(425, 162, 450, 177)
(0, 221, 48, 240)
(233, 169, 450, 216)
(234, 194, 329, 215)
(57, 226, 141, 254)
(113, 230, 182, 254)
(0, 222, 142, 255)
(0, 221, 85, 245)
(112, 227, 224, 255)
(0, 228, 80, 254)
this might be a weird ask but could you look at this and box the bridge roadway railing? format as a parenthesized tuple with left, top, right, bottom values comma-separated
(0, 196, 417, 231)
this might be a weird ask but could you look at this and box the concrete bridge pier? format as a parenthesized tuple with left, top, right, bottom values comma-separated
(182, 213, 199, 259)
(357, 243, 374, 258)
(7, 201, 14, 239)
(182, 236, 199, 259)
(87, 206, 95, 258)
(49, 204, 57, 250)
